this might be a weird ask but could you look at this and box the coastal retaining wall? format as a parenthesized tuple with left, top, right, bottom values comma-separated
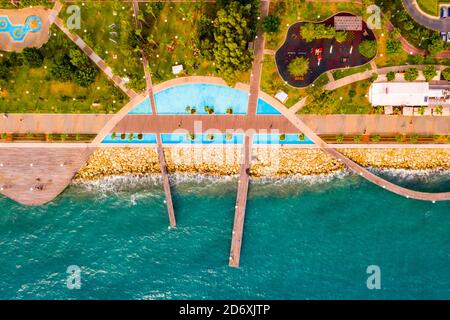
(74, 147, 450, 182)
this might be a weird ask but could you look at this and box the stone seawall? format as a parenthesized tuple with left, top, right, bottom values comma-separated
(74, 147, 450, 182)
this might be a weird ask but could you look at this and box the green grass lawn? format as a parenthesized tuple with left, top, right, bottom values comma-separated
(416, 0, 450, 16)
(332, 64, 372, 80)
(299, 79, 374, 115)
(0, 27, 127, 113)
(260, 55, 305, 108)
(139, 2, 249, 85)
(60, 0, 146, 91)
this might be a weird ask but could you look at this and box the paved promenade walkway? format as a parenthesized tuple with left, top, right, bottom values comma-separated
(325, 65, 447, 91)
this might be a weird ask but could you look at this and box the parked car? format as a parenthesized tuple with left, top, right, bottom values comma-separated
(442, 32, 447, 42)
(447, 7, 450, 17)
(441, 7, 447, 18)
(447, 31, 450, 42)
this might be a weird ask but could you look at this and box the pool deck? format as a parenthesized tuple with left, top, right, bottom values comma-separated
(1, 114, 449, 135)
(0, 3, 61, 52)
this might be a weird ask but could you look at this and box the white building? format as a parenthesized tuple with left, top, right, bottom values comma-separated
(368, 82, 429, 107)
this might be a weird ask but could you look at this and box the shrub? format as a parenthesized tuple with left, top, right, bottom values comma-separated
(417, 106, 425, 115)
(386, 39, 402, 54)
(386, 71, 396, 81)
(336, 134, 344, 143)
(280, 134, 286, 141)
(358, 40, 377, 59)
(225, 133, 233, 141)
(262, 15, 280, 33)
(137, 133, 143, 140)
(409, 134, 419, 143)
(226, 107, 233, 114)
(423, 65, 437, 82)
(207, 134, 214, 141)
(188, 133, 196, 141)
(434, 106, 443, 115)
(22, 48, 44, 68)
(185, 106, 191, 113)
(370, 134, 381, 142)
(353, 135, 362, 143)
(395, 134, 404, 143)
(335, 31, 348, 43)
(404, 68, 419, 81)
(442, 67, 450, 80)
(128, 133, 135, 141)
(300, 23, 335, 42)
(111, 132, 117, 140)
(298, 133, 305, 141)
(287, 57, 309, 77)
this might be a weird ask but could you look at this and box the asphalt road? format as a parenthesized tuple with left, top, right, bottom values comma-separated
(403, 0, 450, 32)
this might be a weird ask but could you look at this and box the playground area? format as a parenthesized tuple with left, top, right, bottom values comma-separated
(275, 12, 376, 88)
(0, 6, 53, 52)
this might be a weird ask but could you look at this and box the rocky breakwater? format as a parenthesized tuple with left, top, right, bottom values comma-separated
(74, 147, 161, 181)
(338, 148, 450, 170)
(251, 148, 343, 177)
(75, 147, 450, 182)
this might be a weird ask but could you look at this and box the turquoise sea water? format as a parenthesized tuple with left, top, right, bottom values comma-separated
(0, 171, 449, 300)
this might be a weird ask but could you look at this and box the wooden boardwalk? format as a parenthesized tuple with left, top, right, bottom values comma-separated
(229, 135, 252, 268)
(156, 134, 176, 227)
(133, 0, 175, 226)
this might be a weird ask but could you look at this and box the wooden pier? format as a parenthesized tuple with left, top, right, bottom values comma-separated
(229, 135, 252, 268)
(156, 135, 176, 227)
(133, 0, 175, 226)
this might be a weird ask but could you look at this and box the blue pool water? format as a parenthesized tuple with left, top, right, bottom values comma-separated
(128, 84, 282, 115)
(128, 97, 152, 114)
(155, 84, 249, 115)
(101, 133, 314, 145)
(0, 172, 449, 299)
(0, 15, 42, 41)
(256, 99, 281, 115)
(102, 133, 156, 144)
(253, 133, 314, 144)
(161, 133, 244, 144)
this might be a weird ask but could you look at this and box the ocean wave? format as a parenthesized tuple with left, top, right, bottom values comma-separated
(368, 168, 450, 180)
(251, 169, 349, 185)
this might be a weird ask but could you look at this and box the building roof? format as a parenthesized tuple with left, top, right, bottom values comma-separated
(369, 82, 429, 106)
(334, 16, 363, 31)
(275, 91, 288, 103)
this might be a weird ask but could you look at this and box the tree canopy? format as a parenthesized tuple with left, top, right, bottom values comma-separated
(287, 57, 309, 77)
(213, 1, 255, 83)
(358, 40, 377, 59)
(300, 23, 335, 42)
(404, 68, 419, 81)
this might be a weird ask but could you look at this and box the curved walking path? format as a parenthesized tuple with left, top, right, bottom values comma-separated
(325, 64, 447, 90)
(273, 105, 450, 202)
(403, 0, 450, 32)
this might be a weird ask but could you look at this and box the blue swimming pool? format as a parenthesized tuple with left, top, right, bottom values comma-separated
(161, 133, 244, 144)
(102, 133, 156, 144)
(253, 133, 314, 145)
(128, 97, 152, 114)
(0, 15, 42, 41)
(256, 99, 281, 115)
(128, 83, 281, 115)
